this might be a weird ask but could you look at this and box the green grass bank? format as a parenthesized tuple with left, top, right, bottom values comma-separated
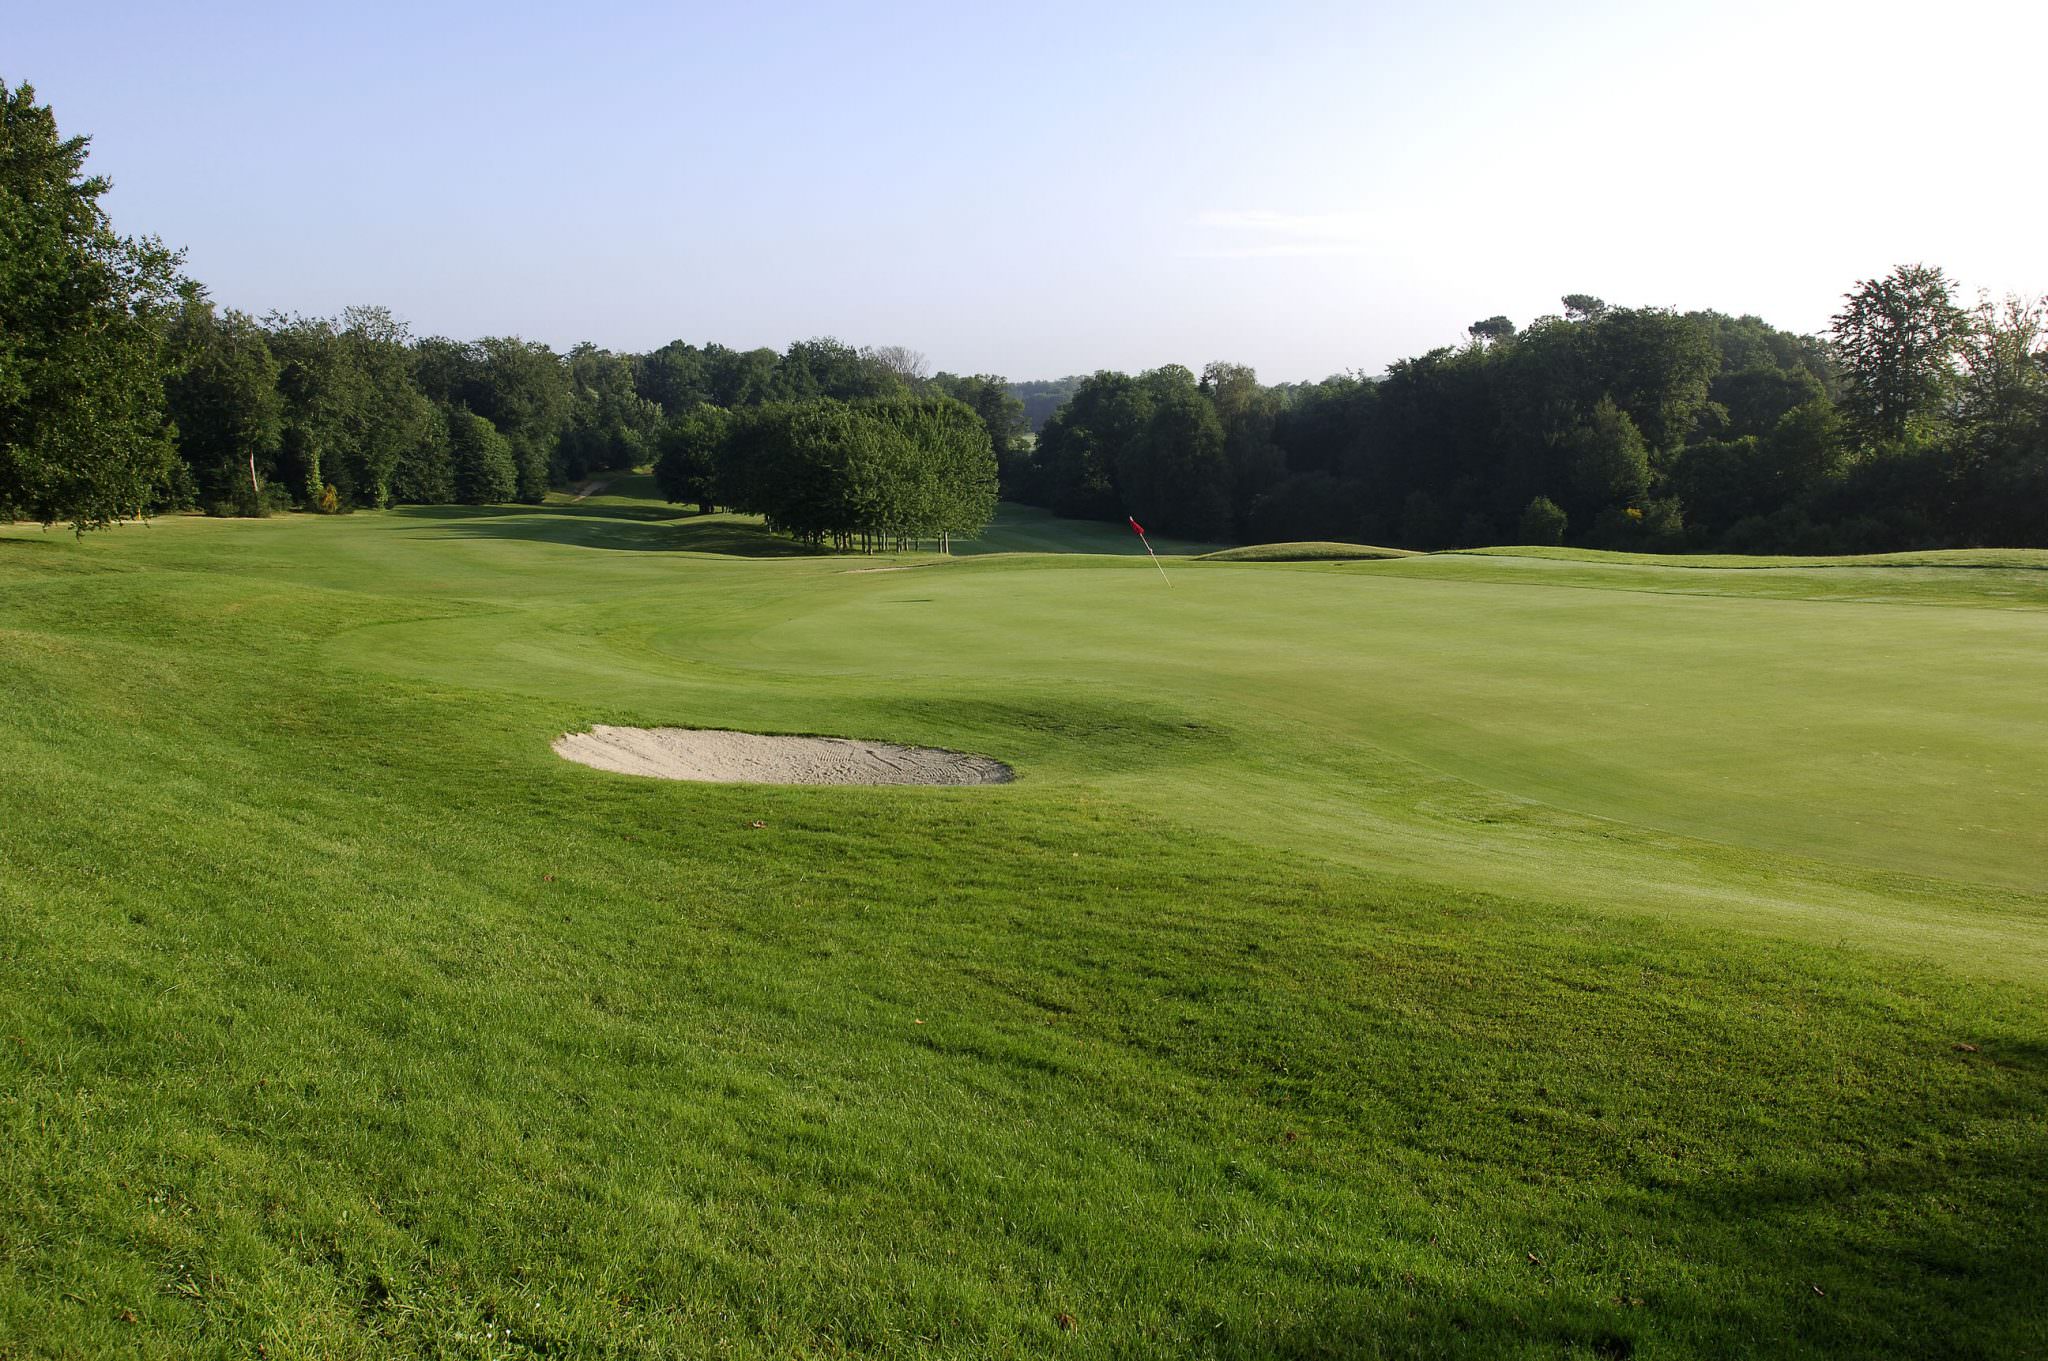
(2, 491, 2043, 1358)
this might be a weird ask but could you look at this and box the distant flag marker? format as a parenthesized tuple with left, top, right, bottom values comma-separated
(1128, 516, 1172, 586)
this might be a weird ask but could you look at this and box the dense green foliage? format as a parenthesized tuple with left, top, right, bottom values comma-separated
(1011, 277, 2047, 552)
(686, 397, 998, 550)
(0, 82, 1007, 537)
(4, 491, 2045, 1356)
(0, 80, 184, 530)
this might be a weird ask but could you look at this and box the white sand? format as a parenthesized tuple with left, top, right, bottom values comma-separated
(553, 725, 1014, 786)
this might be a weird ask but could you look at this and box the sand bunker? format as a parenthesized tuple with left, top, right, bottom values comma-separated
(553, 725, 1014, 786)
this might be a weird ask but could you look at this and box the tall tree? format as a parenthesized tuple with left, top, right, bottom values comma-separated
(928, 373, 1028, 490)
(163, 300, 283, 513)
(1831, 264, 1970, 446)
(445, 407, 517, 504)
(468, 337, 571, 502)
(0, 81, 185, 530)
(652, 405, 731, 513)
(634, 340, 711, 414)
(1031, 371, 1144, 521)
(558, 343, 662, 481)
(1589, 307, 1719, 459)
(338, 305, 435, 508)
(1200, 361, 1285, 533)
(265, 314, 366, 506)
(1116, 366, 1232, 540)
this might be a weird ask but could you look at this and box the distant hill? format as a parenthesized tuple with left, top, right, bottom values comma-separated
(1007, 376, 1085, 431)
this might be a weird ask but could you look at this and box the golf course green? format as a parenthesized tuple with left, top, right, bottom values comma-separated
(3, 481, 2044, 1357)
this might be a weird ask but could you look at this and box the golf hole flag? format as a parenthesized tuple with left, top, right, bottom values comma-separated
(1128, 516, 1173, 585)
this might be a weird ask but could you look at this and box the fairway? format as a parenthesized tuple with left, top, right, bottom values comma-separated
(3, 492, 2044, 1358)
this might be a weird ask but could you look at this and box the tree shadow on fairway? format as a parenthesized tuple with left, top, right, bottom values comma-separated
(1190, 1039, 2047, 1360)
(390, 503, 819, 556)
(387, 500, 683, 525)
(1198, 1294, 1646, 1361)
(1647, 1049, 2048, 1357)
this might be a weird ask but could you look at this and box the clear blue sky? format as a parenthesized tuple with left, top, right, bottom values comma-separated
(12, 0, 2044, 381)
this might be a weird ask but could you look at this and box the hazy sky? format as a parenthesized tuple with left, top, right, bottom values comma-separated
(13, 0, 2045, 381)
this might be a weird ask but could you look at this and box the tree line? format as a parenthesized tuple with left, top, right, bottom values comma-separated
(1009, 278, 2046, 552)
(7, 78, 2043, 554)
(1, 81, 1011, 542)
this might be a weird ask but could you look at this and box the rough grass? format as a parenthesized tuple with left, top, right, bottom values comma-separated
(2, 495, 2044, 1358)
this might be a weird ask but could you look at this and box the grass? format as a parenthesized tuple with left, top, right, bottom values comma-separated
(1452, 544, 2048, 571)
(1197, 542, 1416, 562)
(2, 493, 2044, 1358)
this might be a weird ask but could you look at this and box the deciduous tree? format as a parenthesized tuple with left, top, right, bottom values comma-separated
(0, 81, 184, 530)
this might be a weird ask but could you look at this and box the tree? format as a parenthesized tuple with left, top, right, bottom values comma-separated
(1559, 397, 1650, 521)
(1959, 293, 2048, 443)
(1399, 489, 1447, 549)
(1562, 294, 1607, 322)
(558, 343, 662, 481)
(468, 337, 571, 501)
(1246, 471, 1365, 543)
(446, 407, 517, 504)
(164, 300, 283, 514)
(1468, 315, 1517, 344)
(1518, 495, 1567, 545)
(780, 338, 905, 401)
(652, 405, 731, 513)
(928, 373, 1028, 490)
(861, 396, 999, 549)
(1116, 366, 1232, 540)
(634, 340, 711, 414)
(1030, 371, 1144, 521)
(339, 305, 435, 508)
(265, 314, 366, 507)
(1831, 263, 1970, 446)
(0, 81, 185, 530)
(863, 345, 929, 385)
(389, 411, 454, 505)
(703, 344, 786, 407)
(1200, 361, 1286, 533)
(1590, 307, 1719, 458)
(1704, 364, 1825, 441)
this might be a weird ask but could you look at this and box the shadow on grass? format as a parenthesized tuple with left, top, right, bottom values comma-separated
(1199, 1127, 2048, 1358)
(387, 501, 683, 524)
(390, 503, 819, 556)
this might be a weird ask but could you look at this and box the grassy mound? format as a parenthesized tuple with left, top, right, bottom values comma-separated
(3, 494, 2044, 1357)
(1197, 540, 1417, 561)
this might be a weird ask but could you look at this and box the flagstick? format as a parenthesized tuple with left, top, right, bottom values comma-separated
(1137, 530, 1173, 586)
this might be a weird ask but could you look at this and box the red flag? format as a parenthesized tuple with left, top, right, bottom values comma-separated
(1128, 516, 1145, 536)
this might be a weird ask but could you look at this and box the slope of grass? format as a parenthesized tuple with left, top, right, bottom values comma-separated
(1454, 543, 2048, 570)
(2, 497, 2044, 1358)
(1198, 541, 1416, 562)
